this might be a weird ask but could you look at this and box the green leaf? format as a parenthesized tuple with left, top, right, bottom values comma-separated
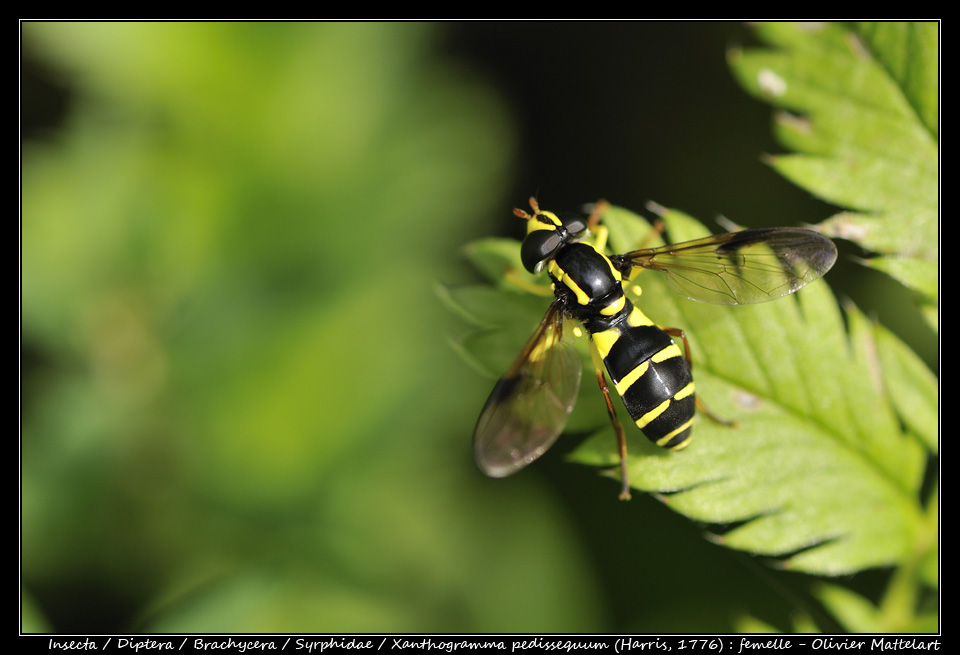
(462, 237, 531, 289)
(874, 322, 939, 453)
(728, 22, 938, 327)
(815, 583, 882, 633)
(735, 612, 819, 634)
(733, 615, 782, 634)
(854, 22, 939, 139)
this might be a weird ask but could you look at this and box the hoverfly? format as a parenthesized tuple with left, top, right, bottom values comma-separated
(473, 198, 838, 499)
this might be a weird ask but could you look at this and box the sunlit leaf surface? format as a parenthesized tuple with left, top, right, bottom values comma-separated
(729, 22, 938, 327)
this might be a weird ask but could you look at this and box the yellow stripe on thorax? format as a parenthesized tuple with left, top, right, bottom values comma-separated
(547, 242, 624, 309)
(547, 260, 591, 306)
(600, 294, 626, 316)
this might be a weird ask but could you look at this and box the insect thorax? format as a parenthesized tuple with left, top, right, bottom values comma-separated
(548, 243, 626, 325)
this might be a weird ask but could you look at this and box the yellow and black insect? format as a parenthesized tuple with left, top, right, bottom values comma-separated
(474, 198, 838, 499)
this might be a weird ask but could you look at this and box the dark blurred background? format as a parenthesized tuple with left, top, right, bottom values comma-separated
(21, 21, 935, 634)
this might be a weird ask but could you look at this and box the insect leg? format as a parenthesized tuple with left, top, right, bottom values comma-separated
(504, 268, 555, 297)
(695, 397, 737, 427)
(581, 200, 613, 254)
(613, 217, 666, 281)
(637, 217, 666, 250)
(661, 326, 693, 367)
(590, 343, 632, 500)
(584, 199, 609, 233)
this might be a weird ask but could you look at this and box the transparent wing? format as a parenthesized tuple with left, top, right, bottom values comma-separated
(473, 302, 583, 478)
(612, 227, 838, 305)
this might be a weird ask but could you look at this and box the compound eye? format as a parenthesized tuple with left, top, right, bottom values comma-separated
(521, 230, 563, 273)
(562, 215, 588, 238)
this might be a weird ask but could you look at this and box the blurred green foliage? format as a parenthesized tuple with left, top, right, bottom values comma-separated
(22, 22, 602, 632)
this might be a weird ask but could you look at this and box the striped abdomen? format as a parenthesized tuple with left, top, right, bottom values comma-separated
(590, 305, 695, 450)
